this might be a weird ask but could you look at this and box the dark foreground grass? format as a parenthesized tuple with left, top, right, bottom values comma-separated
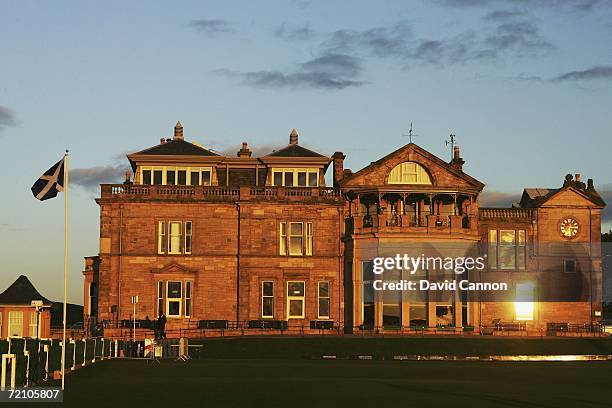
(59, 358, 612, 408)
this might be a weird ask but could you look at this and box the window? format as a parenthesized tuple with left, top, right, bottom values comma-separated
(185, 281, 192, 318)
(318, 282, 330, 319)
(89, 282, 98, 316)
(29, 311, 38, 338)
(139, 166, 212, 185)
(143, 170, 152, 185)
(488, 229, 526, 270)
(166, 281, 182, 317)
(8, 311, 23, 337)
(169, 221, 182, 254)
(362, 261, 375, 327)
(157, 281, 164, 316)
(387, 162, 432, 184)
(515, 282, 535, 321)
(185, 221, 192, 254)
(279, 222, 313, 256)
(272, 168, 319, 187)
(262, 281, 274, 318)
(158, 222, 167, 254)
(287, 281, 305, 319)
(383, 268, 402, 327)
(564, 259, 576, 273)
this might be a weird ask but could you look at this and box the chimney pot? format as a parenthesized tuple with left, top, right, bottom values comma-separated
(332, 151, 346, 188)
(575, 173, 581, 182)
(174, 121, 184, 141)
(587, 178, 594, 190)
(237, 141, 252, 157)
(160, 138, 166, 144)
(289, 129, 298, 145)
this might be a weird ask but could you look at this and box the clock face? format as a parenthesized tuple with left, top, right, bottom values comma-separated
(560, 218, 579, 239)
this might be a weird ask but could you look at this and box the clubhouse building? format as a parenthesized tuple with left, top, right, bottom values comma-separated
(83, 122, 605, 336)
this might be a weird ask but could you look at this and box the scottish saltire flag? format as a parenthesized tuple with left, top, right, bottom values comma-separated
(31, 157, 65, 201)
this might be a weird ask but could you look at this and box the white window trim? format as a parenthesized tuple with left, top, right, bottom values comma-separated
(271, 168, 319, 187)
(286, 281, 306, 319)
(139, 166, 212, 186)
(8, 311, 24, 338)
(317, 281, 330, 319)
(158, 221, 166, 254)
(261, 281, 275, 319)
(29, 311, 38, 338)
(184, 221, 193, 255)
(280, 221, 313, 257)
(184, 281, 192, 318)
(168, 221, 182, 254)
(157, 281, 164, 316)
(166, 281, 183, 318)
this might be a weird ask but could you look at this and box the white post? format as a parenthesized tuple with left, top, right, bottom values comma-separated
(82, 341, 86, 367)
(131, 295, 138, 343)
(61, 151, 69, 390)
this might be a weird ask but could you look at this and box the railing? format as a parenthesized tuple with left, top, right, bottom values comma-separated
(101, 184, 343, 202)
(479, 208, 534, 219)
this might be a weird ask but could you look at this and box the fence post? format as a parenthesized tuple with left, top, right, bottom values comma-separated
(71, 340, 76, 370)
(92, 339, 96, 363)
(82, 341, 87, 367)
(1, 354, 16, 390)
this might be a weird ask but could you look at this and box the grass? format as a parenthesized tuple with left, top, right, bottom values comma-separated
(54, 337, 612, 407)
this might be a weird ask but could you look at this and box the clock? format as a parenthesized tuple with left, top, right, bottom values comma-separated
(560, 218, 579, 239)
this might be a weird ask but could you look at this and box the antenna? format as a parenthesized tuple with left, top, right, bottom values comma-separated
(402, 122, 419, 143)
(445, 133, 456, 158)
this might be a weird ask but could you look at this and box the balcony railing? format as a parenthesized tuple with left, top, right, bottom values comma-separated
(351, 214, 475, 234)
(479, 208, 534, 220)
(100, 184, 343, 202)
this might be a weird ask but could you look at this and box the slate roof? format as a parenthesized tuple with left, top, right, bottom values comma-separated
(266, 144, 327, 158)
(520, 186, 606, 208)
(133, 139, 220, 156)
(0, 275, 53, 306)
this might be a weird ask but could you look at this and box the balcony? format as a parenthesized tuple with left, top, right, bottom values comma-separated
(99, 184, 344, 203)
(479, 208, 534, 221)
(349, 213, 477, 236)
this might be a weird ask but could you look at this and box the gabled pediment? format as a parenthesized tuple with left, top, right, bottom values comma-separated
(150, 262, 197, 275)
(537, 187, 605, 208)
(341, 143, 484, 191)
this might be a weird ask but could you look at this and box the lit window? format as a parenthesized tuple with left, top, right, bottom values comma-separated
(515, 282, 535, 321)
(158, 222, 167, 254)
(287, 281, 305, 319)
(29, 311, 38, 338)
(280, 222, 313, 256)
(271, 168, 319, 187)
(289, 222, 303, 256)
(280, 223, 287, 255)
(262, 281, 274, 318)
(387, 162, 432, 185)
(185, 281, 192, 318)
(305, 222, 313, 256)
(8, 311, 23, 337)
(166, 281, 182, 317)
(488, 229, 526, 270)
(318, 282, 330, 319)
(169, 222, 182, 254)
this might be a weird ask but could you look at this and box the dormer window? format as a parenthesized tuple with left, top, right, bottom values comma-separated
(387, 162, 432, 185)
(140, 166, 212, 186)
(272, 168, 319, 187)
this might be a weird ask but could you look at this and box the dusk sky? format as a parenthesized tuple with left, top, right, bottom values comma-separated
(1, 0, 611, 303)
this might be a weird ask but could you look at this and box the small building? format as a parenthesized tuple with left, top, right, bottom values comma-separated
(0, 275, 53, 338)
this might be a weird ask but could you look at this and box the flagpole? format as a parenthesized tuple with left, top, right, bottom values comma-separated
(61, 150, 69, 391)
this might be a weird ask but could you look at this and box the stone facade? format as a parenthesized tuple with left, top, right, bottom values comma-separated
(84, 123, 605, 336)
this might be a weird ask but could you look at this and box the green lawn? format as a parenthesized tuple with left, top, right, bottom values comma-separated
(53, 337, 612, 407)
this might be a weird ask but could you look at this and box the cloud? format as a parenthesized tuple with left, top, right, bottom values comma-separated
(597, 185, 612, 223)
(212, 53, 365, 90)
(484, 21, 554, 57)
(71, 165, 127, 191)
(479, 190, 521, 207)
(275, 23, 313, 41)
(216, 142, 285, 157)
(434, 0, 610, 12)
(483, 9, 528, 21)
(188, 19, 233, 35)
(552, 66, 612, 82)
(0, 223, 23, 232)
(0, 105, 16, 131)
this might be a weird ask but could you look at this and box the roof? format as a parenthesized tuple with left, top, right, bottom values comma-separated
(132, 139, 220, 157)
(0, 275, 53, 306)
(520, 186, 605, 208)
(266, 144, 327, 158)
(523, 188, 559, 201)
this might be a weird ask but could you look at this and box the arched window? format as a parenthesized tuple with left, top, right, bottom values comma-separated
(387, 162, 432, 184)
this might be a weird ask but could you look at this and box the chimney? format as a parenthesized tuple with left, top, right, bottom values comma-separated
(124, 170, 132, 185)
(289, 129, 298, 145)
(587, 178, 594, 190)
(174, 121, 184, 141)
(575, 173, 581, 182)
(160, 138, 166, 144)
(332, 152, 346, 188)
(450, 145, 465, 171)
(237, 142, 252, 158)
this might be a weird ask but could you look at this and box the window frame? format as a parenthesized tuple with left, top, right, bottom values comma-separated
(166, 281, 183, 318)
(271, 168, 319, 187)
(279, 221, 313, 257)
(488, 229, 527, 271)
(317, 281, 331, 319)
(158, 221, 167, 254)
(157, 281, 164, 316)
(286, 281, 306, 319)
(8, 311, 24, 338)
(139, 166, 212, 186)
(184, 221, 193, 254)
(168, 221, 182, 254)
(261, 281, 275, 319)
(184, 281, 192, 318)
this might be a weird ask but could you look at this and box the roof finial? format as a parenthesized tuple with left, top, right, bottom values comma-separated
(174, 121, 184, 141)
(289, 129, 298, 145)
